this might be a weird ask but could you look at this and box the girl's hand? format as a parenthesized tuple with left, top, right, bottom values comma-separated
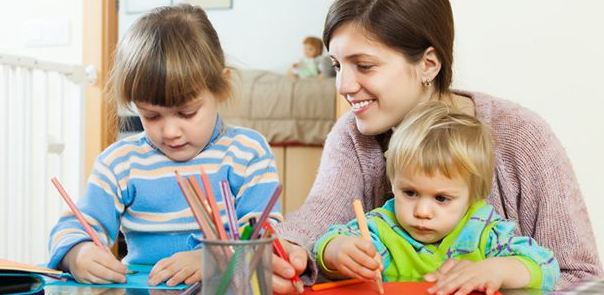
(323, 236, 382, 281)
(148, 250, 202, 286)
(424, 259, 504, 295)
(61, 241, 128, 284)
(272, 240, 308, 294)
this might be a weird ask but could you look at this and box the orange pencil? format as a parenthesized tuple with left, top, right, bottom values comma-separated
(311, 278, 364, 291)
(186, 175, 213, 216)
(175, 171, 215, 240)
(200, 167, 229, 241)
(50, 177, 105, 250)
(186, 176, 218, 237)
(176, 173, 235, 266)
(352, 199, 384, 295)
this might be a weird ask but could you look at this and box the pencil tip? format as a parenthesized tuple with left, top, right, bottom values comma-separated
(376, 272, 384, 294)
(294, 280, 305, 293)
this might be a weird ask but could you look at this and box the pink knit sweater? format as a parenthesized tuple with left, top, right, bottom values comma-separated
(275, 90, 603, 289)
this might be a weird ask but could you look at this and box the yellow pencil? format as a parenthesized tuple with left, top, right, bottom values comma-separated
(352, 199, 384, 295)
(251, 272, 261, 295)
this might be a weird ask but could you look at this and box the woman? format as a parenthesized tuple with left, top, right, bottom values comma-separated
(272, 0, 602, 293)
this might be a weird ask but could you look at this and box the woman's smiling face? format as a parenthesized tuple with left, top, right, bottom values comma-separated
(329, 22, 430, 135)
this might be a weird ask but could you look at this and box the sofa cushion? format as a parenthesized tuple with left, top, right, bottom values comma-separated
(220, 70, 336, 145)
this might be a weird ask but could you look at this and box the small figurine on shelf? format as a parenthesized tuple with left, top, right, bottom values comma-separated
(288, 36, 335, 79)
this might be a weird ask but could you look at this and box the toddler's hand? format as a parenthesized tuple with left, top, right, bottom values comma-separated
(61, 241, 128, 284)
(424, 259, 503, 295)
(148, 250, 202, 286)
(323, 236, 382, 281)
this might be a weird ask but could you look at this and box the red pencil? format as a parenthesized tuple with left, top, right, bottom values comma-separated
(264, 223, 304, 294)
(50, 177, 105, 249)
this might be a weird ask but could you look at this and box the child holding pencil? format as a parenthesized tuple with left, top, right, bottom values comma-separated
(48, 4, 282, 286)
(313, 102, 560, 294)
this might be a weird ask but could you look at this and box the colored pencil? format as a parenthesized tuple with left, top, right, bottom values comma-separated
(200, 168, 229, 241)
(250, 185, 282, 239)
(264, 222, 304, 293)
(177, 171, 236, 273)
(186, 175, 218, 238)
(311, 278, 364, 291)
(240, 222, 254, 241)
(215, 240, 247, 295)
(243, 225, 271, 295)
(215, 219, 260, 295)
(186, 175, 213, 217)
(250, 271, 262, 295)
(50, 177, 105, 250)
(352, 199, 384, 295)
(175, 171, 215, 240)
(220, 180, 240, 240)
(180, 281, 201, 295)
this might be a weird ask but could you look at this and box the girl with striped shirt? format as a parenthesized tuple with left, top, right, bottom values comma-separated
(48, 4, 282, 287)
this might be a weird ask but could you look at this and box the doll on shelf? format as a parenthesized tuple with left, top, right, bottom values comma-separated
(288, 36, 335, 79)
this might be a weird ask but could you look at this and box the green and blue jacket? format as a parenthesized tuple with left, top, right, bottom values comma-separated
(314, 199, 560, 290)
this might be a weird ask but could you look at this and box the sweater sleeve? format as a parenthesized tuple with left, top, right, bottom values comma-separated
(274, 113, 369, 284)
(485, 220, 560, 290)
(313, 213, 387, 278)
(504, 110, 603, 289)
(47, 159, 124, 269)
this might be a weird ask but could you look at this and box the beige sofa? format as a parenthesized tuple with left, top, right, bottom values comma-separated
(221, 70, 336, 145)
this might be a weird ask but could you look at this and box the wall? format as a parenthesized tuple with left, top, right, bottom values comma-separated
(0, 0, 84, 264)
(451, 0, 604, 259)
(0, 1, 82, 64)
(119, 0, 333, 74)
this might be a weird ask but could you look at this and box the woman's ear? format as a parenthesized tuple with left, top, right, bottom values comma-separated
(419, 47, 441, 83)
(222, 67, 231, 81)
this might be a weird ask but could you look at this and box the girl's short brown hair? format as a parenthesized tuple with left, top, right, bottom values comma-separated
(107, 4, 230, 109)
(323, 0, 454, 95)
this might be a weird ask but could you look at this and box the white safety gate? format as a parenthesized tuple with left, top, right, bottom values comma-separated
(0, 54, 92, 264)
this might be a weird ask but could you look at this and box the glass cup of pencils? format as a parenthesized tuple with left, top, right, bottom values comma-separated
(202, 237, 274, 295)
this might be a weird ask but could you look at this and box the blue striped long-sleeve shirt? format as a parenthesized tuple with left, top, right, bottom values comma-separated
(48, 116, 282, 268)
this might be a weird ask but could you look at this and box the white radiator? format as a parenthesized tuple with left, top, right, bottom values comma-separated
(0, 54, 92, 264)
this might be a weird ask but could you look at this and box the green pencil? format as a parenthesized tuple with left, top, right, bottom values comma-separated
(215, 224, 254, 295)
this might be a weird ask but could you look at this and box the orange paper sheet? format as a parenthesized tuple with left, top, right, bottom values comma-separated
(304, 281, 503, 295)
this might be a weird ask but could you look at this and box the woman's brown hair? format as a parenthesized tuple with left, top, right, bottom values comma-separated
(323, 0, 454, 95)
(107, 4, 230, 109)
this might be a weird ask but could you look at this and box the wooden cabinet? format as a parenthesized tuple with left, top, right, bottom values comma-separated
(272, 146, 323, 214)
(273, 95, 349, 215)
